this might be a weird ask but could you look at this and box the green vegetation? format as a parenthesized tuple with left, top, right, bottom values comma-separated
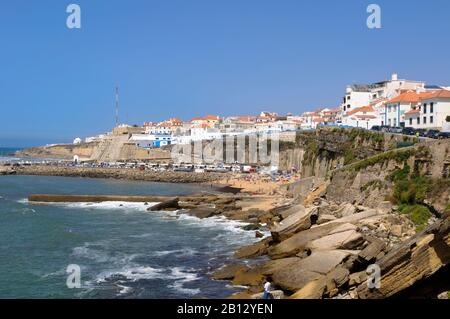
(387, 164, 433, 231)
(343, 149, 356, 165)
(349, 148, 416, 172)
(397, 204, 432, 232)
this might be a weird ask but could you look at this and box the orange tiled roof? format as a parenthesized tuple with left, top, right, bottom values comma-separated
(420, 89, 450, 100)
(387, 91, 431, 104)
(346, 105, 375, 116)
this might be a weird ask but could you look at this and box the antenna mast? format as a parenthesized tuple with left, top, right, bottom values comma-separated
(115, 86, 119, 127)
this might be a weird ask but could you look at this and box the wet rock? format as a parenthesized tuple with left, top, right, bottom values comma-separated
(255, 231, 264, 238)
(147, 198, 180, 211)
(188, 207, 220, 219)
(242, 224, 260, 231)
(212, 264, 249, 281)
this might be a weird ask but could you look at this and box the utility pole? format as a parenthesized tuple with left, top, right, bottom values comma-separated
(115, 86, 119, 127)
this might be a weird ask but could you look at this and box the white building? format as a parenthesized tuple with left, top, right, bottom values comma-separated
(342, 106, 380, 129)
(405, 90, 450, 130)
(340, 73, 425, 123)
(384, 91, 425, 127)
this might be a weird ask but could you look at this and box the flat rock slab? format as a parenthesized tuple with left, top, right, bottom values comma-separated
(307, 230, 364, 251)
(294, 250, 352, 275)
(272, 268, 322, 292)
(268, 222, 356, 259)
(271, 207, 317, 241)
(258, 257, 302, 276)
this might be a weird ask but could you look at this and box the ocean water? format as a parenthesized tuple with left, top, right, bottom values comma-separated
(0, 147, 20, 162)
(0, 175, 262, 298)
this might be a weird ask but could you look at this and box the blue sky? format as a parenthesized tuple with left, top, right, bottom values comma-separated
(0, 0, 449, 147)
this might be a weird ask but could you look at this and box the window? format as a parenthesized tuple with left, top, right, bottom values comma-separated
(423, 103, 427, 114)
(394, 119, 397, 127)
(347, 105, 350, 109)
(430, 102, 434, 113)
(430, 116, 434, 124)
(417, 117, 420, 125)
(388, 119, 392, 126)
(423, 117, 427, 124)
(409, 118, 413, 125)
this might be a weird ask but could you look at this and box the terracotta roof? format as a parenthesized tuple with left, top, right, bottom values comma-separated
(203, 115, 220, 120)
(313, 118, 324, 123)
(387, 91, 422, 104)
(346, 105, 375, 116)
(303, 112, 320, 117)
(420, 89, 450, 100)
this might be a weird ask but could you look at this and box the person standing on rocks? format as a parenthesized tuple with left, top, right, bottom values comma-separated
(263, 280, 272, 299)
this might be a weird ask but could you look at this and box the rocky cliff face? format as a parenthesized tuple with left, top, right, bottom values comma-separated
(278, 128, 417, 176)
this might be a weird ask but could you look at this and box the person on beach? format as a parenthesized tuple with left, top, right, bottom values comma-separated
(263, 280, 272, 299)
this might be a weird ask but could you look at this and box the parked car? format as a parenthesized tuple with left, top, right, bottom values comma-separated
(425, 129, 441, 139)
(402, 127, 416, 136)
(438, 132, 450, 139)
(371, 125, 381, 132)
(389, 127, 403, 134)
(380, 126, 390, 132)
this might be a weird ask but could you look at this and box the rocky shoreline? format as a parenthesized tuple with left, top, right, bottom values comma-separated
(5, 164, 225, 184)
(3, 138, 450, 299)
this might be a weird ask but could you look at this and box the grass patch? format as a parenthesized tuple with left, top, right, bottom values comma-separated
(348, 148, 416, 172)
(397, 204, 432, 231)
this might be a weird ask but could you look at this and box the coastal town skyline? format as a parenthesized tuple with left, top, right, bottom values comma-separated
(1, 0, 450, 147)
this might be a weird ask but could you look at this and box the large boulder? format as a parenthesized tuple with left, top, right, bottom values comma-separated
(306, 230, 364, 251)
(234, 238, 271, 259)
(271, 207, 318, 242)
(258, 257, 302, 276)
(289, 266, 350, 299)
(335, 203, 357, 218)
(188, 207, 220, 219)
(289, 276, 327, 299)
(232, 268, 266, 291)
(268, 223, 357, 259)
(272, 268, 322, 292)
(147, 198, 179, 211)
